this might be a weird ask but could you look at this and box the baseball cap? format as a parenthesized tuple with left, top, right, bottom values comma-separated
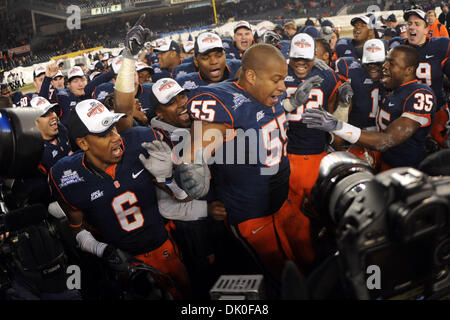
(289, 33, 315, 60)
(52, 70, 64, 80)
(362, 39, 386, 64)
(154, 39, 181, 54)
(149, 78, 187, 107)
(351, 15, 371, 27)
(68, 99, 126, 139)
(67, 66, 85, 82)
(403, 9, 428, 24)
(256, 26, 269, 38)
(136, 61, 154, 75)
(386, 14, 397, 22)
(30, 96, 59, 116)
(34, 66, 46, 78)
(194, 32, 224, 55)
(302, 25, 320, 39)
(234, 21, 252, 33)
(182, 41, 195, 53)
(320, 26, 334, 43)
(321, 19, 334, 28)
(89, 71, 101, 81)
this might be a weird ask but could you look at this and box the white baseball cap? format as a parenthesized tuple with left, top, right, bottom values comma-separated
(234, 21, 252, 33)
(52, 70, 64, 80)
(195, 32, 224, 55)
(351, 15, 371, 27)
(136, 61, 154, 74)
(34, 66, 46, 78)
(68, 99, 126, 139)
(182, 41, 195, 53)
(149, 78, 187, 106)
(30, 97, 59, 116)
(362, 39, 386, 64)
(289, 33, 315, 60)
(154, 39, 181, 53)
(67, 66, 85, 81)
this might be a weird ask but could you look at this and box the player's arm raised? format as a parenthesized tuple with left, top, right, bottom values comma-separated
(114, 14, 150, 132)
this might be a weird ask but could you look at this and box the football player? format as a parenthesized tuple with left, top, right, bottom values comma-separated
(227, 21, 255, 60)
(175, 32, 241, 90)
(174, 43, 316, 281)
(302, 45, 436, 170)
(335, 15, 376, 60)
(283, 33, 343, 207)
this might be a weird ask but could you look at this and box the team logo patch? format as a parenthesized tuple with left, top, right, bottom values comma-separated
(363, 78, 373, 84)
(344, 50, 352, 55)
(284, 76, 295, 82)
(52, 150, 59, 158)
(154, 67, 161, 73)
(182, 80, 198, 90)
(294, 39, 311, 48)
(256, 110, 265, 122)
(97, 91, 109, 101)
(159, 79, 176, 91)
(232, 93, 250, 110)
(91, 190, 104, 201)
(87, 101, 105, 117)
(70, 101, 77, 106)
(349, 61, 360, 69)
(177, 71, 187, 77)
(59, 170, 84, 188)
(366, 44, 382, 53)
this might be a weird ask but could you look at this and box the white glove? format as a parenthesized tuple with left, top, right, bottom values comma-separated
(111, 56, 123, 75)
(139, 141, 174, 182)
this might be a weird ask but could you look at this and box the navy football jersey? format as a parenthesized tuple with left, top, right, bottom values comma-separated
(335, 57, 386, 129)
(49, 126, 168, 255)
(284, 65, 341, 155)
(39, 76, 59, 103)
(186, 81, 290, 225)
(176, 59, 241, 90)
(377, 80, 436, 168)
(172, 62, 196, 79)
(335, 38, 358, 59)
(151, 63, 173, 82)
(12, 91, 30, 107)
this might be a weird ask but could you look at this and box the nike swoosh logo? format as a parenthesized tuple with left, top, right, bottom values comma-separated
(252, 226, 264, 234)
(132, 169, 145, 179)
(389, 103, 395, 107)
(425, 55, 434, 59)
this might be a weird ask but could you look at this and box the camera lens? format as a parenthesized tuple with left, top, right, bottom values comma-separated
(0, 108, 44, 178)
(311, 152, 375, 227)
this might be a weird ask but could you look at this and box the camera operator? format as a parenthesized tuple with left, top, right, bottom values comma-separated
(302, 45, 436, 170)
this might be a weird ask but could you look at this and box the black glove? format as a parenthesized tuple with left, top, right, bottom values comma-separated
(125, 14, 151, 56)
(102, 245, 132, 273)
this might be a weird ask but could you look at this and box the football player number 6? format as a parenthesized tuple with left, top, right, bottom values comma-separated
(112, 191, 144, 232)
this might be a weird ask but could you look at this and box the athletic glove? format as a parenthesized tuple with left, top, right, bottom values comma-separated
(111, 56, 123, 75)
(338, 81, 353, 105)
(313, 58, 331, 71)
(102, 245, 132, 273)
(174, 150, 210, 199)
(125, 14, 151, 56)
(302, 108, 342, 132)
(139, 141, 174, 183)
(282, 75, 324, 112)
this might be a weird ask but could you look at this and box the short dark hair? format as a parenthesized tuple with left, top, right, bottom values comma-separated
(315, 38, 332, 57)
(392, 44, 420, 70)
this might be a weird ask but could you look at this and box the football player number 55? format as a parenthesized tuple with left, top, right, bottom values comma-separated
(112, 191, 144, 232)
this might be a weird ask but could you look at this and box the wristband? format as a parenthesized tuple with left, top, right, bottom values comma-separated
(114, 57, 135, 93)
(76, 230, 108, 257)
(332, 121, 361, 144)
(165, 179, 189, 200)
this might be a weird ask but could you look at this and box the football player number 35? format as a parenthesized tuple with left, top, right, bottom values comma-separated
(413, 92, 434, 112)
(112, 191, 144, 232)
